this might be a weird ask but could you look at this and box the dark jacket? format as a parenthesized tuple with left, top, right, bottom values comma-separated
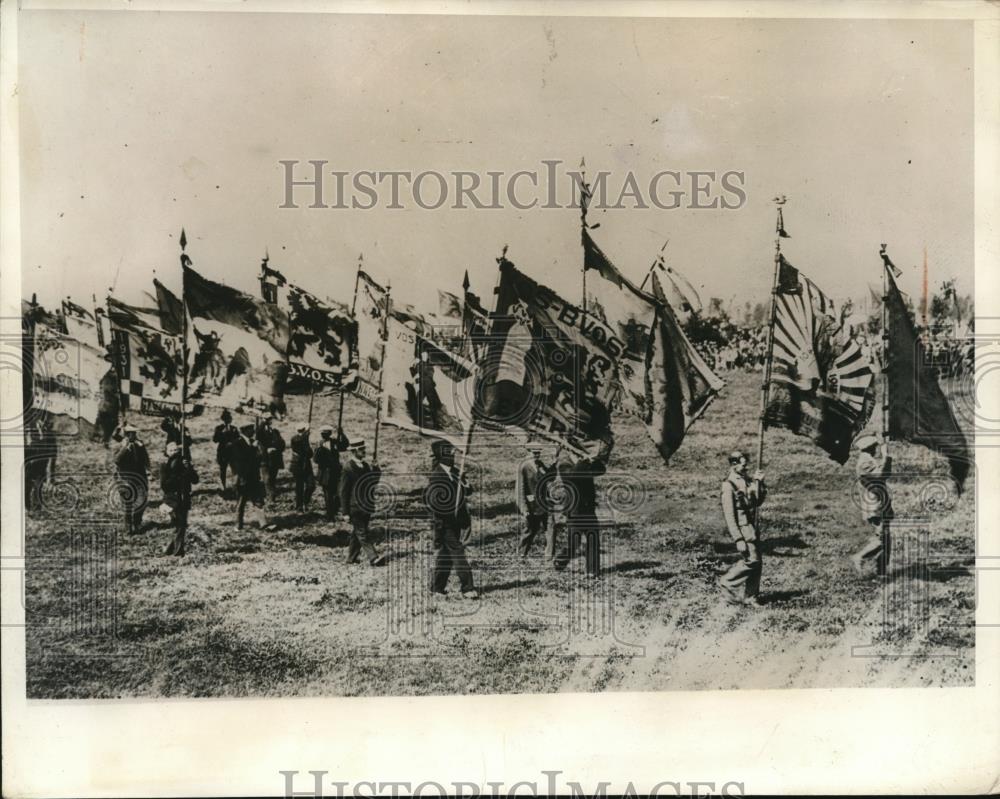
(556, 456, 605, 519)
(159, 453, 199, 511)
(314, 434, 347, 487)
(339, 458, 381, 520)
(115, 439, 151, 478)
(212, 422, 239, 461)
(258, 425, 286, 471)
(424, 463, 472, 530)
(289, 433, 314, 476)
(229, 435, 262, 487)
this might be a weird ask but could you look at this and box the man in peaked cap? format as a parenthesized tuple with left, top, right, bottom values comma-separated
(719, 450, 767, 606)
(851, 433, 893, 577)
(338, 437, 386, 566)
(425, 439, 478, 598)
(114, 423, 151, 535)
(289, 423, 315, 512)
(314, 425, 348, 521)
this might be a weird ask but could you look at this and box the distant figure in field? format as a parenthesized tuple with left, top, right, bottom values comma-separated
(851, 434, 893, 577)
(314, 426, 347, 521)
(114, 424, 151, 535)
(24, 416, 57, 512)
(212, 409, 239, 495)
(257, 415, 286, 505)
(553, 443, 607, 577)
(515, 442, 552, 559)
(289, 424, 315, 512)
(425, 440, 478, 598)
(338, 438, 386, 566)
(231, 423, 264, 530)
(161, 440, 199, 557)
(719, 450, 767, 606)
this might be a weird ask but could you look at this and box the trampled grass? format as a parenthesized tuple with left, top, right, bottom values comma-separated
(24, 371, 975, 697)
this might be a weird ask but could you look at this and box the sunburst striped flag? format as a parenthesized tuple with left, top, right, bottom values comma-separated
(764, 255, 875, 464)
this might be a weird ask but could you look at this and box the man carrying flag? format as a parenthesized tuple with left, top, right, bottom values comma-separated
(719, 450, 767, 606)
(850, 433, 893, 576)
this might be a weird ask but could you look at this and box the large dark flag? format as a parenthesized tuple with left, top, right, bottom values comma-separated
(108, 296, 185, 415)
(183, 265, 290, 413)
(648, 275, 725, 461)
(764, 256, 875, 464)
(154, 279, 184, 335)
(260, 263, 359, 391)
(478, 257, 619, 453)
(884, 265, 969, 490)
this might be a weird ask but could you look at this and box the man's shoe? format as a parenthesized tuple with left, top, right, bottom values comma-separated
(460, 589, 480, 600)
(370, 555, 387, 567)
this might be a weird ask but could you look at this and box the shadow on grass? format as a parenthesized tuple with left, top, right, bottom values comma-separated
(760, 534, 809, 555)
(481, 578, 540, 595)
(759, 589, 809, 606)
(296, 532, 350, 549)
(606, 559, 661, 575)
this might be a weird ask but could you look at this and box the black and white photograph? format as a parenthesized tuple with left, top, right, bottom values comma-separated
(2, 2, 998, 796)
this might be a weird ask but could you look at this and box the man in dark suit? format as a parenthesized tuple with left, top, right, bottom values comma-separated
(24, 417, 57, 512)
(161, 441, 199, 557)
(314, 426, 347, 520)
(425, 440, 478, 599)
(289, 424, 315, 512)
(257, 414, 286, 505)
(114, 423, 151, 535)
(553, 443, 607, 577)
(231, 423, 263, 530)
(212, 409, 239, 495)
(338, 438, 386, 566)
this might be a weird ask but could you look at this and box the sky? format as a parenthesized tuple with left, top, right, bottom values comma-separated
(17, 10, 974, 318)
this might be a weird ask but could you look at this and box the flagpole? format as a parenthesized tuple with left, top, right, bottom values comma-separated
(755, 203, 784, 473)
(337, 255, 363, 440)
(639, 239, 670, 293)
(879, 244, 892, 450)
(579, 158, 588, 317)
(179, 229, 189, 456)
(107, 289, 127, 426)
(372, 280, 390, 462)
(455, 245, 507, 511)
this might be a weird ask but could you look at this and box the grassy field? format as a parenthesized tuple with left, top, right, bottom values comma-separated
(23, 371, 975, 697)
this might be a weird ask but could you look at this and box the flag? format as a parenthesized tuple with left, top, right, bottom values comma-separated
(62, 299, 101, 350)
(260, 262, 359, 391)
(108, 296, 185, 415)
(380, 317, 475, 446)
(884, 266, 969, 489)
(154, 279, 184, 335)
(183, 265, 290, 413)
(259, 256, 287, 305)
(764, 256, 875, 464)
(353, 270, 389, 405)
(438, 290, 463, 320)
(647, 275, 725, 461)
(477, 257, 619, 453)
(583, 230, 723, 461)
(30, 321, 106, 425)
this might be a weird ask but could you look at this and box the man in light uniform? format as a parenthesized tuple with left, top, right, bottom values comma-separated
(850, 433, 893, 576)
(719, 450, 767, 606)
